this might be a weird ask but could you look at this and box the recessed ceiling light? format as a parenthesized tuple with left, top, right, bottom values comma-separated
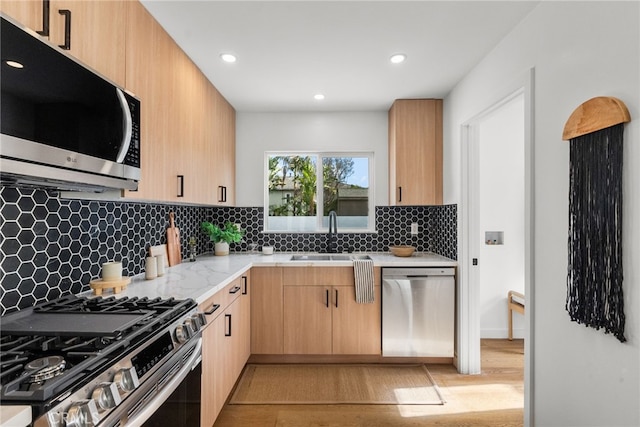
(390, 54, 406, 64)
(5, 60, 24, 69)
(220, 53, 237, 63)
(314, 94, 325, 101)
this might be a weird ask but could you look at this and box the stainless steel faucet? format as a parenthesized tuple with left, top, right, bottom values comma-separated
(327, 210, 338, 253)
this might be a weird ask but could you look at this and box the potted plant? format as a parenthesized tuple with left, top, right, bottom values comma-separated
(201, 221, 244, 256)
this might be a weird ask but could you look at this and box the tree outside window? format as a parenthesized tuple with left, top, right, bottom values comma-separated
(266, 153, 373, 232)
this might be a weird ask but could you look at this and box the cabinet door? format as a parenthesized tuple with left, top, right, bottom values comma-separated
(213, 92, 236, 206)
(389, 99, 443, 205)
(49, 0, 126, 87)
(0, 1, 43, 31)
(222, 298, 242, 391)
(172, 48, 203, 203)
(237, 272, 251, 368)
(2, 1, 126, 88)
(250, 268, 284, 354)
(124, 1, 163, 200)
(201, 309, 224, 427)
(283, 286, 332, 354)
(332, 285, 382, 355)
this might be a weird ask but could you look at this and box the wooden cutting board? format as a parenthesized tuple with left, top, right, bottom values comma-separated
(166, 212, 181, 266)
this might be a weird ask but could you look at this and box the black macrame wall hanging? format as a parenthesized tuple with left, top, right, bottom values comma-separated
(562, 96, 631, 343)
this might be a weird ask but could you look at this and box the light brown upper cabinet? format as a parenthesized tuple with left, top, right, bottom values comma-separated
(122, 1, 236, 204)
(1, 0, 126, 87)
(213, 90, 236, 206)
(389, 99, 443, 205)
(123, 1, 164, 201)
(0, 1, 42, 32)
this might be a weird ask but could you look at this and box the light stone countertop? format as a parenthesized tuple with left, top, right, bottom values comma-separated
(89, 252, 457, 305)
(0, 406, 31, 427)
(2, 252, 456, 426)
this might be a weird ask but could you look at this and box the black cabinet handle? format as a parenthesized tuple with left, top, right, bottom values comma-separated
(335, 289, 339, 308)
(218, 186, 227, 203)
(225, 313, 232, 336)
(398, 186, 403, 203)
(204, 303, 220, 315)
(37, 0, 50, 36)
(177, 175, 184, 197)
(241, 276, 248, 295)
(325, 289, 329, 308)
(58, 9, 71, 50)
(229, 286, 241, 294)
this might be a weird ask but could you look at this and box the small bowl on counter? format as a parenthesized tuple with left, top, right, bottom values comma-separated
(389, 245, 416, 257)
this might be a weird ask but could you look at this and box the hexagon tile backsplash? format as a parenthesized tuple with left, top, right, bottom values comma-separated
(0, 185, 456, 314)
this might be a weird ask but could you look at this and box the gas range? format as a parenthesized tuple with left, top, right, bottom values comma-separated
(0, 295, 205, 427)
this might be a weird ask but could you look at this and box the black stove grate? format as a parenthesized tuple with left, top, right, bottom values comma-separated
(0, 295, 196, 402)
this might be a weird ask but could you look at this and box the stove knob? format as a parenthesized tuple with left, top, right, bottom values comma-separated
(185, 317, 198, 333)
(174, 324, 191, 343)
(91, 382, 122, 411)
(114, 367, 139, 393)
(192, 314, 205, 331)
(195, 312, 207, 328)
(65, 399, 99, 427)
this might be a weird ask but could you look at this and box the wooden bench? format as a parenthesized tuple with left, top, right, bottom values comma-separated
(508, 290, 525, 340)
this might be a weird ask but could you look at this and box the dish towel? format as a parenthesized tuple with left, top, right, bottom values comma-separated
(353, 259, 375, 304)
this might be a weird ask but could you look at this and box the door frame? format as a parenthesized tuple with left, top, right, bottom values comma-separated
(458, 68, 535, 426)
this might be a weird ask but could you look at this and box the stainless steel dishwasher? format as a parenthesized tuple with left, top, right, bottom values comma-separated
(382, 267, 455, 357)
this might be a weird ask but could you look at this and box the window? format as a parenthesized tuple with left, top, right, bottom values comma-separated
(265, 152, 374, 232)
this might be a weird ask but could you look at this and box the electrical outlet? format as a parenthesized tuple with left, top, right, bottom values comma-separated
(235, 223, 242, 231)
(410, 223, 419, 235)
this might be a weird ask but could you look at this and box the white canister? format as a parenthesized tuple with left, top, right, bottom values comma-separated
(155, 254, 166, 276)
(102, 261, 122, 281)
(262, 246, 274, 255)
(145, 257, 158, 280)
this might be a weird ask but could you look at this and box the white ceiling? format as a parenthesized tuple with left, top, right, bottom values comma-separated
(140, 1, 539, 112)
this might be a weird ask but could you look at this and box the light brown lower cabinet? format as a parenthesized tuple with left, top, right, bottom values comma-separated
(331, 284, 382, 355)
(200, 273, 250, 427)
(283, 283, 381, 355)
(252, 266, 381, 356)
(250, 267, 284, 354)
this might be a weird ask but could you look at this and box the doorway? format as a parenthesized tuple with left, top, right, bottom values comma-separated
(459, 69, 534, 426)
(477, 93, 525, 339)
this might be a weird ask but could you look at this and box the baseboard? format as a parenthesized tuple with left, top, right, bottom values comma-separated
(481, 328, 524, 339)
(248, 354, 454, 365)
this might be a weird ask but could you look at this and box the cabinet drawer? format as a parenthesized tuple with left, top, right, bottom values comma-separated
(283, 267, 354, 286)
(199, 274, 247, 319)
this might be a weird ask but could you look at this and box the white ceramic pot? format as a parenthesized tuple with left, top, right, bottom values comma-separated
(214, 242, 229, 256)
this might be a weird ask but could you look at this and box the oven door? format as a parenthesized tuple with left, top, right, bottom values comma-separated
(140, 360, 201, 427)
(103, 338, 202, 427)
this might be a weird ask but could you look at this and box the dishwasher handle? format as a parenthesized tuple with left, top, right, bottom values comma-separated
(383, 267, 455, 278)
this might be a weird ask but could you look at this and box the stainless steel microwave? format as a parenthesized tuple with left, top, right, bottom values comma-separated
(0, 15, 140, 192)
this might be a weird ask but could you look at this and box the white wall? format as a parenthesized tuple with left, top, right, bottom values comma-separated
(478, 94, 525, 339)
(444, 2, 639, 426)
(235, 112, 388, 207)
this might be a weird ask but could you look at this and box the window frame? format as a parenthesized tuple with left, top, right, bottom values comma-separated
(264, 151, 375, 233)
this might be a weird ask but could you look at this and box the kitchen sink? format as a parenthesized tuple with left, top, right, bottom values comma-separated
(289, 254, 372, 262)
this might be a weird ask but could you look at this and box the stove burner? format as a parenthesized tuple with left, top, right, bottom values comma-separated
(26, 356, 66, 383)
(1, 295, 198, 410)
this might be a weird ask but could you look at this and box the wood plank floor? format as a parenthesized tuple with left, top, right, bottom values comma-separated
(212, 339, 524, 427)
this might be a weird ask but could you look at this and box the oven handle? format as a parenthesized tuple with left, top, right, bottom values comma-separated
(125, 337, 202, 426)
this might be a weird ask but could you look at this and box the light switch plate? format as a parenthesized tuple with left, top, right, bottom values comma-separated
(410, 223, 419, 235)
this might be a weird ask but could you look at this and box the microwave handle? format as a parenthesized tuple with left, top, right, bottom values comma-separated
(115, 88, 133, 164)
